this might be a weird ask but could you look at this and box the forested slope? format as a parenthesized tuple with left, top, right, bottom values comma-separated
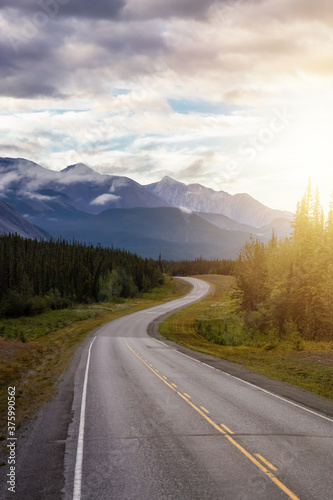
(235, 180, 333, 341)
(0, 235, 164, 318)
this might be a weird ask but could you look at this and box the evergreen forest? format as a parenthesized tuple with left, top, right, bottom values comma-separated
(164, 257, 235, 277)
(0, 236, 164, 318)
(235, 180, 333, 341)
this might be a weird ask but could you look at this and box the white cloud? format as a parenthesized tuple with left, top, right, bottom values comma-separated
(1, 0, 333, 211)
(90, 194, 122, 205)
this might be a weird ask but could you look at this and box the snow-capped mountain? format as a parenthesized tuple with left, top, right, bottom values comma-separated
(146, 176, 292, 228)
(0, 158, 169, 221)
(0, 157, 293, 258)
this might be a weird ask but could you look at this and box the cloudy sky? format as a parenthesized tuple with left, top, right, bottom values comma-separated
(1, 0, 333, 211)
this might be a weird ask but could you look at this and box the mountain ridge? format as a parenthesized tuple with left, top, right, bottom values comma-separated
(0, 200, 48, 240)
(146, 175, 292, 228)
(0, 157, 293, 258)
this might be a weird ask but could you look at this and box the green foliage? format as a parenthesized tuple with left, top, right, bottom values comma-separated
(194, 295, 249, 346)
(283, 318, 304, 351)
(0, 235, 164, 321)
(235, 181, 333, 342)
(164, 257, 235, 276)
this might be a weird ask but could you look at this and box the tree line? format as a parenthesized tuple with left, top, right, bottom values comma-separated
(0, 235, 164, 318)
(163, 257, 235, 277)
(235, 180, 333, 342)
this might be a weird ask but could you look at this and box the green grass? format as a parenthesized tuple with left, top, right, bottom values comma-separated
(0, 276, 190, 437)
(0, 277, 191, 343)
(159, 275, 333, 401)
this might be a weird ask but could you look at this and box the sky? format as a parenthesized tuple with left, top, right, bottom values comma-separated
(1, 0, 333, 212)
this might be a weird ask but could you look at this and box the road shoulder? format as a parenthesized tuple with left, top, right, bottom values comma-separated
(148, 313, 333, 420)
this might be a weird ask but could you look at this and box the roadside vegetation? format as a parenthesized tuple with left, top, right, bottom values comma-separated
(160, 274, 333, 401)
(0, 235, 165, 321)
(0, 276, 190, 439)
(163, 257, 235, 276)
(160, 182, 333, 402)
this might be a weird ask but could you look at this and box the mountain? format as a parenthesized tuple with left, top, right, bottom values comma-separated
(0, 201, 48, 240)
(45, 207, 263, 259)
(196, 212, 292, 240)
(146, 176, 293, 228)
(0, 157, 292, 259)
(0, 158, 169, 223)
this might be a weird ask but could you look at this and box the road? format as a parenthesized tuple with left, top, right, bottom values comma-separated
(4, 278, 333, 499)
(62, 277, 333, 500)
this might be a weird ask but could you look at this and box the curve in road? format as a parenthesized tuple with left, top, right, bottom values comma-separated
(62, 277, 333, 500)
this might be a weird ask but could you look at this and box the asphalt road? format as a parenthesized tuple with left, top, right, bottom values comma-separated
(62, 277, 333, 500)
(3, 278, 333, 499)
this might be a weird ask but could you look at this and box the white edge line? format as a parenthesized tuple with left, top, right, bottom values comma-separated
(73, 336, 96, 500)
(201, 362, 216, 370)
(174, 349, 200, 362)
(228, 374, 333, 424)
(154, 339, 168, 347)
(173, 348, 332, 424)
(153, 279, 333, 424)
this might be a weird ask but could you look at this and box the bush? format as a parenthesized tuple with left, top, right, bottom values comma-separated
(284, 318, 305, 351)
(195, 314, 249, 346)
(0, 291, 26, 318)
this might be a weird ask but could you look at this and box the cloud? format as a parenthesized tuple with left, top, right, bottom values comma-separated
(0, 144, 25, 153)
(109, 178, 131, 192)
(123, 0, 222, 20)
(1, 0, 333, 213)
(179, 206, 192, 214)
(1, 0, 227, 22)
(0, 171, 21, 193)
(0, 0, 125, 21)
(90, 193, 122, 205)
(24, 192, 56, 202)
(2, 0, 333, 102)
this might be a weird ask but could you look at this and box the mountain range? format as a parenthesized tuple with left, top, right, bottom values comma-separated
(146, 176, 292, 228)
(0, 157, 293, 259)
(0, 200, 48, 241)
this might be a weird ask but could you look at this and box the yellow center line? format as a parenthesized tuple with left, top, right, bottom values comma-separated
(200, 406, 210, 414)
(163, 376, 168, 380)
(255, 453, 278, 472)
(220, 424, 234, 434)
(172, 383, 178, 388)
(124, 341, 300, 500)
(183, 393, 191, 399)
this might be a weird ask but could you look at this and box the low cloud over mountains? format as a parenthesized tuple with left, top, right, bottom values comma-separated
(0, 157, 293, 258)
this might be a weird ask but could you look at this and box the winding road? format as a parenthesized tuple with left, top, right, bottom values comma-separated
(6, 278, 333, 499)
(63, 277, 333, 500)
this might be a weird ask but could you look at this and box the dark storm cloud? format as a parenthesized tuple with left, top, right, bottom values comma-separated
(0, 0, 231, 22)
(0, 21, 72, 97)
(0, 0, 125, 20)
(1, 10, 169, 98)
(2, 0, 332, 102)
(123, 0, 224, 21)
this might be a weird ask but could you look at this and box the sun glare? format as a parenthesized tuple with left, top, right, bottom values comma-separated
(281, 101, 333, 209)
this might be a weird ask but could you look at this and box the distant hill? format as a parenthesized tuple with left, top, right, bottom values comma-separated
(45, 207, 264, 259)
(0, 201, 48, 240)
(0, 157, 293, 258)
(0, 157, 169, 220)
(146, 176, 293, 228)
(196, 212, 292, 240)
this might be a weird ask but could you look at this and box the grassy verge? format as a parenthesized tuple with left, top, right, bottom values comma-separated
(159, 275, 333, 401)
(0, 276, 191, 437)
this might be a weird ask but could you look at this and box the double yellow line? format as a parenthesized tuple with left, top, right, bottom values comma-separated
(125, 341, 300, 500)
